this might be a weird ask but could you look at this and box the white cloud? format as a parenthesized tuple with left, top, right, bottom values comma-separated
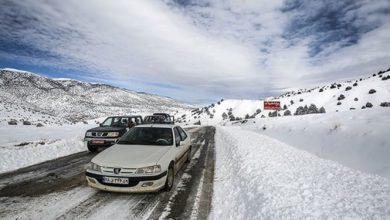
(1, 0, 389, 103)
(13, 0, 267, 98)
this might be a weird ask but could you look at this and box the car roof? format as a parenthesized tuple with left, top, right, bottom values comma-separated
(153, 113, 171, 116)
(106, 115, 142, 118)
(136, 124, 177, 129)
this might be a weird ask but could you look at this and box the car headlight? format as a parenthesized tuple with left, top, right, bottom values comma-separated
(87, 162, 101, 172)
(85, 132, 93, 137)
(107, 132, 119, 137)
(136, 165, 161, 174)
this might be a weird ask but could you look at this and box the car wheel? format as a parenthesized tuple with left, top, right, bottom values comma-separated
(87, 144, 98, 152)
(185, 146, 192, 163)
(164, 165, 174, 191)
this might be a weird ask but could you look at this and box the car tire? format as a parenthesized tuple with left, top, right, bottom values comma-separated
(87, 144, 98, 152)
(185, 146, 192, 163)
(164, 165, 174, 191)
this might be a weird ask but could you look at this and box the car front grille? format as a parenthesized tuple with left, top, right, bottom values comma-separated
(101, 167, 137, 175)
(92, 132, 108, 137)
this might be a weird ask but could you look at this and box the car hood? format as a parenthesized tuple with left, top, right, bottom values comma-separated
(91, 144, 171, 168)
(87, 126, 125, 132)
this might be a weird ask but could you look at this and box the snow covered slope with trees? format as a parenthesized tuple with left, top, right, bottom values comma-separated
(180, 68, 390, 180)
(0, 68, 193, 126)
(181, 68, 390, 125)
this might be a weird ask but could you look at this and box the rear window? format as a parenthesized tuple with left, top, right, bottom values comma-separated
(144, 115, 165, 123)
(117, 127, 173, 146)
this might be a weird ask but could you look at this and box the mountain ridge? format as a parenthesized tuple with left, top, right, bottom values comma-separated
(0, 68, 193, 125)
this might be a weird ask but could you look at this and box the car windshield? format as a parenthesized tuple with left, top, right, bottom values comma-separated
(101, 117, 130, 127)
(144, 115, 174, 124)
(117, 127, 173, 146)
(144, 115, 165, 124)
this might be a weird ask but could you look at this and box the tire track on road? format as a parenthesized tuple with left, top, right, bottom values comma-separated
(0, 152, 95, 197)
(56, 191, 119, 220)
(148, 126, 215, 220)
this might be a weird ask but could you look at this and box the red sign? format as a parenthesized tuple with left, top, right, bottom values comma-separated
(264, 101, 281, 110)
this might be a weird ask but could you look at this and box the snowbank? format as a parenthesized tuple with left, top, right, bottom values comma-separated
(212, 126, 390, 219)
(239, 108, 390, 179)
(0, 124, 93, 173)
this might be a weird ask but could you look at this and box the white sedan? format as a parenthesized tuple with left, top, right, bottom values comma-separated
(85, 124, 192, 192)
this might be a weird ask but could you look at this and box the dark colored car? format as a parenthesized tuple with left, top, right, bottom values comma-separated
(144, 113, 175, 124)
(84, 116, 143, 152)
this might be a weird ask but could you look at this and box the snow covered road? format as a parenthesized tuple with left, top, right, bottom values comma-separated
(2, 125, 389, 219)
(0, 127, 215, 220)
(212, 126, 390, 219)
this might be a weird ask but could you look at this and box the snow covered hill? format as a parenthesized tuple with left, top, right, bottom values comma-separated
(179, 67, 390, 181)
(0, 68, 193, 125)
(181, 68, 390, 125)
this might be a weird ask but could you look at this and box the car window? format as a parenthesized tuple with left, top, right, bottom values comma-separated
(111, 117, 122, 126)
(177, 126, 187, 141)
(174, 127, 181, 143)
(102, 117, 133, 127)
(127, 118, 135, 127)
(101, 117, 113, 126)
(117, 127, 173, 146)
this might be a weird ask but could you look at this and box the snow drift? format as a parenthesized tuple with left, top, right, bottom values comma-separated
(212, 126, 390, 219)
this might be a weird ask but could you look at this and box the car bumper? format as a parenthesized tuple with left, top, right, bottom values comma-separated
(85, 171, 167, 193)
(84, 137, 118, 147)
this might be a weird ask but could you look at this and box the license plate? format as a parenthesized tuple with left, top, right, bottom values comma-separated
(102, 176, 129, 185)
(92, 140, 105, 144)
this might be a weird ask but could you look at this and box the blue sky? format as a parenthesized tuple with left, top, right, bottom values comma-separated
(0, 0, 389, 105)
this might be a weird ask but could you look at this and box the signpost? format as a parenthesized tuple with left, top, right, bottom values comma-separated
(264, 101, 281, 117)
(264, 101, 281, 110)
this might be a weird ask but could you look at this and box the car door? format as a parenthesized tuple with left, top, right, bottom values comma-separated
(175, 126, 189, 163)
(177, 126, 190, 152)
(173, 127, 185, 171)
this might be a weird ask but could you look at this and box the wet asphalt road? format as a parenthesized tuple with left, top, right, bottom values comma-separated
(0, 126, 215, 220)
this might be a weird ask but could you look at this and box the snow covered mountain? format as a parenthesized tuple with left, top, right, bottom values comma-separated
(182, 68, 390, 125)
(0, 68, 193, 125)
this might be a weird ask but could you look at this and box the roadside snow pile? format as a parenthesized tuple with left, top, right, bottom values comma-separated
(212, 126, 390, 219)
(0, 124, 92, 173)
(240, 108, 390, 179)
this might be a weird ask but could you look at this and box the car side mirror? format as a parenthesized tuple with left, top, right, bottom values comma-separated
(176, 139, 181, 147)
(99, 123, 103, 127)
